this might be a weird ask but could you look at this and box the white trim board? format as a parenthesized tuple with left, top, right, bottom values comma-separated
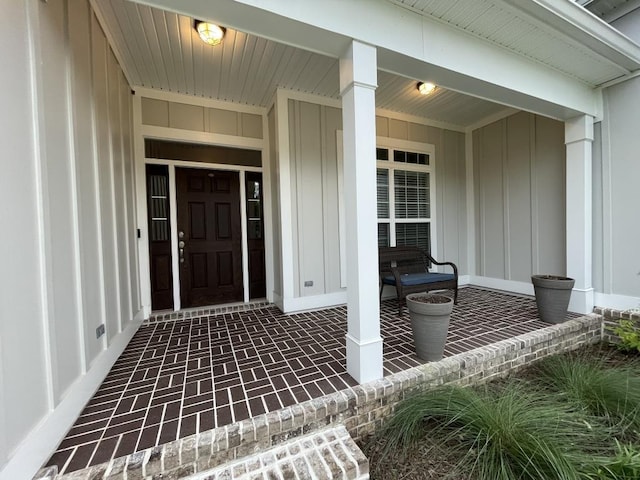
(468, 276, 535, 296)
(281, 291, 347, 314)
(466, 278, 640, 312)
(0, 315, 142, 480)
(141, 125, 264, 151)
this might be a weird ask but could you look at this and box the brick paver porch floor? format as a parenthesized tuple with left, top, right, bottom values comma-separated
(46, 286, 575, 475)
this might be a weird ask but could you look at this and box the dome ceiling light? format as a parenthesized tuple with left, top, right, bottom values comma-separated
(195, 20, 226, 46)
(417, 81, 437, 95)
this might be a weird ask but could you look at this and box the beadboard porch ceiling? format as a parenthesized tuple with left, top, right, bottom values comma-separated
(92, 0, 640, 128)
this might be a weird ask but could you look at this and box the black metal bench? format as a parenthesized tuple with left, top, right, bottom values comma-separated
(379, 246, 458, 314)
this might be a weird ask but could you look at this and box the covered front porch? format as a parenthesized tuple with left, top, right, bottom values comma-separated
(9, 0, 640, 478)
(46, 286, 582, 476)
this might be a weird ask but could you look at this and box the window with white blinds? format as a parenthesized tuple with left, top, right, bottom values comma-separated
(376, 146, 433, 254)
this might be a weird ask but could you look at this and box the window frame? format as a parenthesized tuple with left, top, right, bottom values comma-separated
(375, 139, 436, 253)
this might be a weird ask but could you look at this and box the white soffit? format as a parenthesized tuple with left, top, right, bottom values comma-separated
(577, 0, 640, 23)
(389, 0, 640, 86)
(93, 0, 340, 105)
(92, 0, 508, 127)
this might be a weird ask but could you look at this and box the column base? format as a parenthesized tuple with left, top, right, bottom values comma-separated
(569, 287, 595, 315)
(346, 333, 383, 383)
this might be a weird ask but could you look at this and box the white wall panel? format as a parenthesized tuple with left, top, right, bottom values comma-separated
(321, 107, 343, 292)
(0, 1, 138, 476)
(534, 116, 566, 275)
(38, 0, 83, 401)
(0, 0, 49, 469)
(602, 78, 640, 298)
(477, 121, 507, 278)
(70, 0, 105, 367)
(122, 75, 140, 315)
(92, 14, 121, 342)
(441, 130, 467, 269)
(473, 112, 566, 281)
(287, 100, 348, 298)
(506, 113, 533, 282)
(293, 101, 326, 296)
(109, 49, 130, 330)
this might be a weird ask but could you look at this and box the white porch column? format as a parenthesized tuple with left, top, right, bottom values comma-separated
(339, 40, 383, 383)
(565, 115, 595, 314)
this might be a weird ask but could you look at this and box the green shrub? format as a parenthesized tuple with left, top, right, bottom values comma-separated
(610, 320, 640, 353)
(377, 383, 598, 480)
(588, 440, 640, 479)
(535, 355, 640, 433)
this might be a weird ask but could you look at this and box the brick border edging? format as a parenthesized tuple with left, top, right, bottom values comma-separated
(145, 301, 271, 324)
(44, 314, 603, 480)
(594, 306, 640, 343)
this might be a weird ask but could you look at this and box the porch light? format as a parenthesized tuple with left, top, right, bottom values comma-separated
(195, 20, 226, 46)
(417, 81, 436, 95)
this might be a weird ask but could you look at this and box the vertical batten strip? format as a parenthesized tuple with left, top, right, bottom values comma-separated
(89, 12, 109, 348)
(64, 0, 88, 375)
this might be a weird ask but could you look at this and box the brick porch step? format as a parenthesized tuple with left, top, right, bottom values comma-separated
(186, 425, 368, 479)
(35, 425, 369, 480)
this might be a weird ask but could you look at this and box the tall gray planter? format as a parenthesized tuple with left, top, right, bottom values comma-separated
(531, 275, 575, 324)
(406, 293, 453, 361)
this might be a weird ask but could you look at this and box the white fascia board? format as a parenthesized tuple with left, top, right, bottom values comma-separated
(136, 0, 600, 119)
(505, 0, 640, 70)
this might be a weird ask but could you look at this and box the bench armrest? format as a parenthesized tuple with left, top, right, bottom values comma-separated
(428, 259, 458, 277)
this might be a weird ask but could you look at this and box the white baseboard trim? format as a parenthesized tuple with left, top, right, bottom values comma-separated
(282, 291, 347, 313)
(594, 292, 640, 311)
(134, 308, 146, 323)
(0, 313, 143, 480)
(468, 278, 640, 312)
(459, 275, 471, 285)
(468, 276, 535, 296)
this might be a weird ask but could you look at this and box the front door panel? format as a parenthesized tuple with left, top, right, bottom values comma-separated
(176, 167, 243, 307)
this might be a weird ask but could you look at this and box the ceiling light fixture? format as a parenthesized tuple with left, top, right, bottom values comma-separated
(195, 20, 226, 46)
(417, 81, 437, 95)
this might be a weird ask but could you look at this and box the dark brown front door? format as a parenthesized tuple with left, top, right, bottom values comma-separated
(176, 167, 243, 307)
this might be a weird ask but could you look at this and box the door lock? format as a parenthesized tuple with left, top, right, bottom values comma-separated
(178, 232, 185, 264)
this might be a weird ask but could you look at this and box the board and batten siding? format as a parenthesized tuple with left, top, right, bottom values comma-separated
(286, 99, 468, 299)
(473, 112, 566, 283)
(140, 97, 264, 139)
(288, 100, 343, 297)
(0, 0, 139, 477)
(598, 78, 640, 299)
(591, 11, 640, 304)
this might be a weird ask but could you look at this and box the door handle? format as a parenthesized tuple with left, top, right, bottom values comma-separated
(179, 232, 185, 263)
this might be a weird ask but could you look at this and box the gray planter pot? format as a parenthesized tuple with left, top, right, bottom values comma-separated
(531, 275, 575, 324)
(406, 293, 453, 361)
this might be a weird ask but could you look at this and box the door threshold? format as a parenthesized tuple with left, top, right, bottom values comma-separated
(146, 298, 270, 323)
